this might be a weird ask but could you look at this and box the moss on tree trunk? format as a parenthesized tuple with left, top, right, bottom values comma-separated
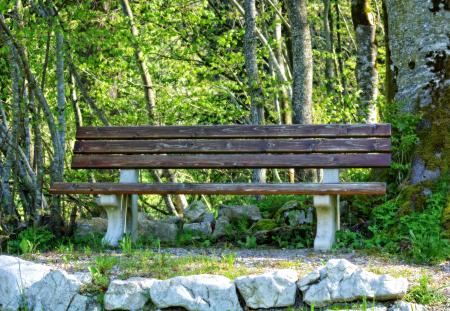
(385, 0, 449, 225)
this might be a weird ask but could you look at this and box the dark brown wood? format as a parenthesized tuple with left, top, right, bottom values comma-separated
(76, 124, 391, 140)
(50, 182, 386, 195)
(74, 138, 391, 154)
(71, 153, 391, 169)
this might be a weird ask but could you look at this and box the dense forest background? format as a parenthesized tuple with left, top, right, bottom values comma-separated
(0, 0, 448, 263)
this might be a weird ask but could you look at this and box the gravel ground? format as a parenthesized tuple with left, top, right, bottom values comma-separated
(32, 247, 450, 291)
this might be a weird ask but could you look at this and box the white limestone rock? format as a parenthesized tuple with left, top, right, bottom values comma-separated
(27, 269, 84, 311)
(0, 255, 52, 311)
(67, 294, 101, 311)
(104, 277, 155, 310)
(298, 259, 408, 307)
(149, 274, 242, 311)
(0, 255, 98, 311)
(389, 301, 427, 311)
(235, 269, 298, 309)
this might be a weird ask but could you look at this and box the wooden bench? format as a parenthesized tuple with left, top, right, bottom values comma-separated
(50, 124, 391, 250)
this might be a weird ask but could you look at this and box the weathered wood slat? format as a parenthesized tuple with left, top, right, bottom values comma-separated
(76, 124, 391, 139)
(50, 182, 386, 195)
(71, 153, 391, 169)
(74, 138, 391, 154)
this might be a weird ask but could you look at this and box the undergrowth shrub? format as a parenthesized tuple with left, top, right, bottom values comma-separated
(6, 226, 54, 254)
(367, 178, 450, 263)
(405, 275, 448, 305)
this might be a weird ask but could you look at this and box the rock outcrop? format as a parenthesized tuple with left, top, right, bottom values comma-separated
(235, 269, 298, 309)
(298, 259, 408, 307)
(0, 255, 95, 311)
(218, 204, 262, 222)
(104, 277, 155, 310)
(0, 255, 420, 311)
(149, 274, 242, 311)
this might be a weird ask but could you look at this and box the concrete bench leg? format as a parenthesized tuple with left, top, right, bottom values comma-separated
(96, 170, 139, 246)
(313, 169, 340, 251)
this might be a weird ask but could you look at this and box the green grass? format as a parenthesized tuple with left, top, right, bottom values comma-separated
(404, 274, 448, 305)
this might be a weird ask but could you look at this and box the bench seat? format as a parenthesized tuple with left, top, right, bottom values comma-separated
(50, 124, 392, 250)
(51, 182, 386, 195)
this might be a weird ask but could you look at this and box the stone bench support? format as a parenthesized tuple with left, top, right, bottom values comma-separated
(96, 170, 138, 246)
(313, 169, 340, 251)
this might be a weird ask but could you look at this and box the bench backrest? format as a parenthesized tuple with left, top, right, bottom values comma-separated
(72, 124, 391, 169)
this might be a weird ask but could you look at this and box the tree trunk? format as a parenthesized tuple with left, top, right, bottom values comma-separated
(120, 0, 156, 122)
(351, 0, 378, 123)
(56, 31, 66, 174)
(286, 0, 316, 182)
(382, 0, 395, 104)
(385, 1, 449, 189)
(334, 2, 348, 96)
(323, 0, 335, 93)
(244, 0, 266, 184)
(286, 0, 313, 126)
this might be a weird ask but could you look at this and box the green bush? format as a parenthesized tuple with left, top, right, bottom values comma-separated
(333, 229, 365, 251)
(367, 179, 450, 263)
(7, 227, 54, 254)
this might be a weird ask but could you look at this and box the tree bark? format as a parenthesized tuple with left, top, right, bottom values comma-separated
(56, 31, 66, 174)
(244, 0, 266, 184)
(385, 0, 449, 188)
(286, 0, 316, 182)
(323, 0, 335, 93)
(334, 2, 348, 95)
(120, 0, 156, 122)
(286, 0, 313, 126)
(382, 0, 395, 104)
(351, 0, 378, 123)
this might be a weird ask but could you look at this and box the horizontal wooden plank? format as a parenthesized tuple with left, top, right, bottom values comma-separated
(76, 124, 391, 139)
(71, 153, 391, 169)
(74, 138, 391, 154)
(50, 182, 386, 195)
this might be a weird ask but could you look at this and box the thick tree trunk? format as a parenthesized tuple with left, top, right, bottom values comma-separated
(286, 0, 313, 126)
(244, 0, 266, 184)
(286, 0, 316, 182)
(351, 0, 378, 123)
(385, 1, 449, 187)
(382, 0, 395, 104)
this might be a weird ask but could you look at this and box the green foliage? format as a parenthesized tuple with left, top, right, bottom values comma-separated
(224, 217, 251, 241)
(119, 234, 134, 255)
(87, 255, 118, 292)
(383, 102, 421, 188)
(72, 233, 106, 252)
(238, 235, 257, 249)
(7, 227, 54, 254)
(333, 230, 365, 251)
(367, 179, 450, 263)
(405, 275, 448, 305)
